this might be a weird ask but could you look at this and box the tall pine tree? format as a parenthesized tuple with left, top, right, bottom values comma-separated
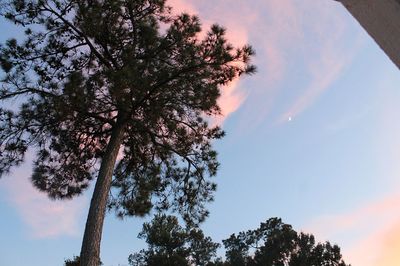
(0, 0, 255, 265)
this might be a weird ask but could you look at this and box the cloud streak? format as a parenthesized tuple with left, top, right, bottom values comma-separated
(276, 1, 364, 123)
(209, 0, 365, 130)
(168, 0, 363, 127)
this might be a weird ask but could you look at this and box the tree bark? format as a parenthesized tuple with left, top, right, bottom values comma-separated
(80, 120, 126, 266)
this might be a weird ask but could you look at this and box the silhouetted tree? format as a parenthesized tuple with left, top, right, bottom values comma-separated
(0, 0, 255, 265)
(128, 214, 220, 266)
(129, 216, 350, 266)
(222, 218, 350, 266)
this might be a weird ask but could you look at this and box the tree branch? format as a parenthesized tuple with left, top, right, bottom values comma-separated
(40, 3, 113, 69)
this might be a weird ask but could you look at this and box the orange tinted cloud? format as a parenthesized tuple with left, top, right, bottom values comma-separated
(344, 216, 400, 266)
(308, 87, 400, 266)
(375, 221, 400, 266)
(305, 193, 400, 266)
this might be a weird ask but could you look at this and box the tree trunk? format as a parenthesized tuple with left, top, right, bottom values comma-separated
(80, 121, 126, 266)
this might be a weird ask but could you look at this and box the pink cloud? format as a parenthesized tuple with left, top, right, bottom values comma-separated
(1, 160, 87, 238)
(210, 79, 248, 126)
(168, 0, 252, 125)
(168, 0, 360, 128)
(215, 0, 366, 132)
(167, 0, 198, 15)
(219, 79, 246, 117)
(306, 194, 400, 236)
(235, 0, 302, 129)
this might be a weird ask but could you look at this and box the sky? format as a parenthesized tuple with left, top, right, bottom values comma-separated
(1, 0, 400, 265)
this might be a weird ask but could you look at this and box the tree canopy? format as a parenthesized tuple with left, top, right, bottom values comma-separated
(129, 215, 350, 266)
(0, 0, 255, 264)
(129, 214, 220, 266)
(222, 217, 350, 266)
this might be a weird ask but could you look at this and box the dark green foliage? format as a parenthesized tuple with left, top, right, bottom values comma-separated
(0, 0, 255, 225)
(129, 216, 350, 266)
(128, 214, 220, 266)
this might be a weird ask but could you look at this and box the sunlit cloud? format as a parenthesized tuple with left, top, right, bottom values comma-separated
(168, 0, 197, 15)
(168, 0, 252, 125)
(170, 0, 358, 127)
(210, 79, 248, 126)
(213, 0, 364, 131)
(236, 0, 302, 129)
(304, 192, 400, 266)
(0, 160, 87, 238)
(346, 221, 400, 266)
(375, 222, 400, 266)
(327, 80, 400, 266)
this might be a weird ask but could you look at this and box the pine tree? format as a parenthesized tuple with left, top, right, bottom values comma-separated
(128, 216, 351, 266)
(0, 0, 255, 265)
(128, 214, 220, 266)
(223, 218, 350, 266)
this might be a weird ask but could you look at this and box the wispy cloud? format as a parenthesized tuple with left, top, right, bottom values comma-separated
(169, 0, 362, 128)
(275, 1, 364, 123)
(231, 0, 303, 130)
(215, 0, 365, 130)
(1, 161, 87, 238)
(324, 106, 372, 133)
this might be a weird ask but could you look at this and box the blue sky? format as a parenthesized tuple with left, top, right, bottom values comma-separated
(1, 1, 400, 265)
